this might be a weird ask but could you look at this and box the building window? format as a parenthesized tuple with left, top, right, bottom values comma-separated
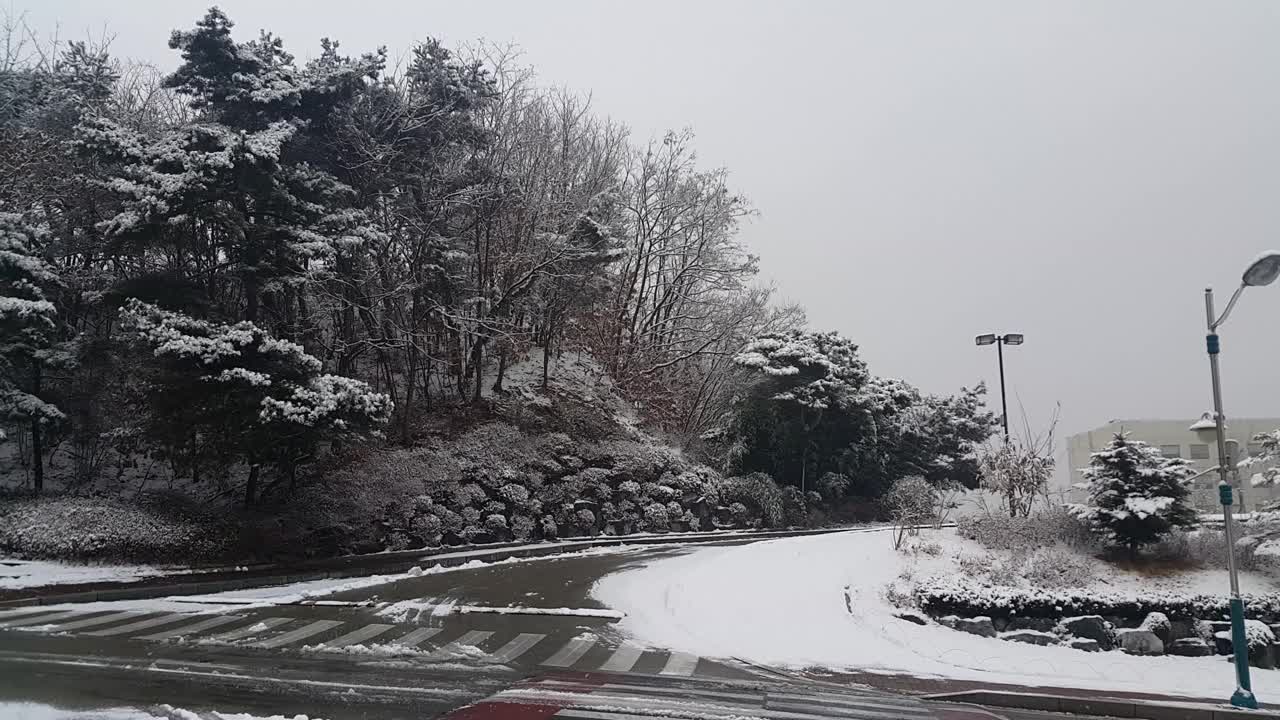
(1189, 444, 1210, 460)
(1160, 444, 1181, 458)
(1248, 443, 1265, 457)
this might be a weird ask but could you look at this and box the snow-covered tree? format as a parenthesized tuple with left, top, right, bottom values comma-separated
(978, 441, 1054, 517)
(1069, 432, 1197, 555)
(119, 299, 392, 505)
(0, 214, 70, 492)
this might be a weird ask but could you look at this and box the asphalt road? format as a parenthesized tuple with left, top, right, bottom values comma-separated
(0, 541, 1117, 720)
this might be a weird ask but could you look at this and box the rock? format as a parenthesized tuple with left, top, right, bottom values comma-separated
(1056, 615, 1116, 651)
(1167, 638, 1213, 657)
(938, 615, 961, 630)
(894, 611, 929, 626)
(992, 617, 1010, 632)
(1214, 631, 1234, 656)
(1068, 638, 1101, 652)
(1117, 629, 1164, 656)
(1169, 619, 1196, 641)
(1001, 630, 1059, 646)
(1008, 617, 1056, 633)
(954, 616, 997, 638)
(1139, 612, 1172, 644)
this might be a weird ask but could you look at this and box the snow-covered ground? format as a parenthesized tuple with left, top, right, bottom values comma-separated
(591, 528, 1280, 698)
(0, 702, 320, 720)
(0, 559, 166, 590)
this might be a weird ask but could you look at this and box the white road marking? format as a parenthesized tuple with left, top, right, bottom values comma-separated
(86, 613, 191, 637)
(0, 610, 84, 628)
(488, 633, 545, 663)
(390, 626, 441, 647)
(138, 614, 244, 641)
(45, 611, 142, 632)
(211, 617, 292, 642)
(253, 619, 343, 649)
(427, 630, 493, 660)
(541, 635, 597, 667)
(598, 641, 644, 672)
(658, 650, 698, 676)
(322, 623, 395, 648)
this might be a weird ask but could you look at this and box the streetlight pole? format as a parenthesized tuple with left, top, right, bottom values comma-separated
(1201, 251, 1280, 710)
(975, 333, 1023, 441)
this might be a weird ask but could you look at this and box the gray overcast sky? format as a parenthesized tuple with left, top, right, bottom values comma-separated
(25, 0, 1280, 460)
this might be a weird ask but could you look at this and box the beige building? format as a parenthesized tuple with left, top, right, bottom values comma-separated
(1065, 415, 1280, 511)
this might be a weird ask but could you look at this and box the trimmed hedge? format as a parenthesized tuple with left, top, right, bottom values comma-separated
(916, 577, 1280, 624)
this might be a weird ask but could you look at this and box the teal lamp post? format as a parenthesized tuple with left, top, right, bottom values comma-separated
(1202, 251, 1280, 709)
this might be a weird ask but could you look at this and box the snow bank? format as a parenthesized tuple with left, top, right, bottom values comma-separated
(0, 558, 164, 589)
(591, 529, 1280, 697)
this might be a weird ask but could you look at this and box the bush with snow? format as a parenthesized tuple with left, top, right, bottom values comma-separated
(0, 495, 227, 563)
(885, 476, 936, 550)
(1023, 546, 1096, 589)
(642, 503, 670, 531)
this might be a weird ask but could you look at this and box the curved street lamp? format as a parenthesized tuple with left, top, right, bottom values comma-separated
(974, 333, 1023, 441)
(1204, 250, 1280, 710)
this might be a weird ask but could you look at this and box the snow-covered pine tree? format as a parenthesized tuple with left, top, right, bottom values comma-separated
(1069, 431, 1197, 555)
(0, 214, 68, 492)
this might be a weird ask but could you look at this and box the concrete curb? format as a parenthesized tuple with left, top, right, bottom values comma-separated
(926, 690, 1280, 720)
(1, 525, 874, 608)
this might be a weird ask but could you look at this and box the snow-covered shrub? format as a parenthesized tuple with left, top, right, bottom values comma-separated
(411, 495, 433, 514)
(540, 515, 558, 539)
(511, 515, 536, 540)
(411, 513, 442, 543)
(665, 500, 683, 518)
(687, 512, 702, 531)
(0, 496, 227, 563)
(498, 483, 529, 505)
(643, 503, 670, 530)
(574, 508, 596, 530)
(386, 532, 411, 551)
(780, 486, 809, 526)
(1023, 546, 1095, 589)
(957, 552, 992, 578)
(817, 472, 850, 501)
(917, 576, 1280, 624)
(1140, 611, 1171, 638)
(957, 509, 1092, 555)
(483, 500, 506, 516)
(885, 476, 936, 550)
(729, 501, 750, 526)
(453, 483, 488, 508)
(461, 507, 481, 525)
(1246, 619, 1275, 651)
(484, 514, 508, 533)
(432, 506, 465, 535)
(618, 480, 641, 497)
(462, 525, 485, 542)
(717, 473, 785, 527)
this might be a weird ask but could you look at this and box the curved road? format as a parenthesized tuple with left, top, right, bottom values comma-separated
(0, 539, 1098, 720)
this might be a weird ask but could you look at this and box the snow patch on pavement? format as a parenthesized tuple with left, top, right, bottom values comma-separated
(591, 528, 1280, 698)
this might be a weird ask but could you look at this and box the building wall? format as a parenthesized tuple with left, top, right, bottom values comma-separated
(1065, 417, 1280, 511)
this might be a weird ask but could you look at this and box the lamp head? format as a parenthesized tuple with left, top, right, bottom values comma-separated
(1243, 251, 1280, 287)
(975, 334, 996, 346)
(1003, 333, 1025, 345)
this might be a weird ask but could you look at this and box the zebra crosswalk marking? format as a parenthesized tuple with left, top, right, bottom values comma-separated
(658, 650, 698, 676)
(598, 641, 644, 672)
(541, 635, 597, 667)
(46, 611, 142, 632)
(322, 623, 394, 648)
(138, 614, 244, 641)
(389, 626, 442, 647)
(487, 632, 544, 663)
(0, 610, 87, 628)
(428, 629, 493, 660)
(253, 619, 343, 649)
(86, 613, 191, 637)
(211, 617, 293, 642)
